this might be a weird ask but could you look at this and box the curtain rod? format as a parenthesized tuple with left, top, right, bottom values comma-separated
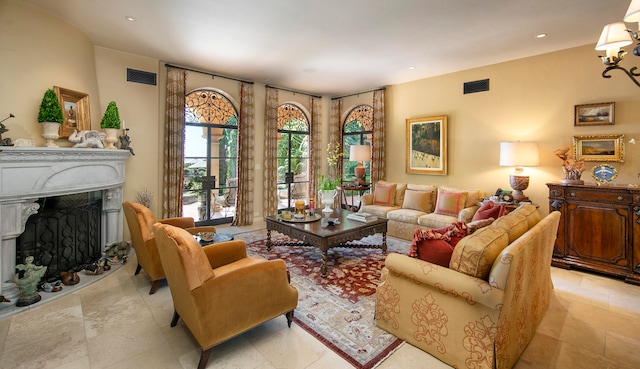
(331, 87, 386, 100)
(265, 85, 322, 99)
(164, 63, 254, 84)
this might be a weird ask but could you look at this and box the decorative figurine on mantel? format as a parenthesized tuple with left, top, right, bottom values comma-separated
(0, 114, 15, 146)
(12, 256, 47, 307)
(555, 147, 585, 185)
(68, 129, 106, 148)
(118, 128, 135, 155)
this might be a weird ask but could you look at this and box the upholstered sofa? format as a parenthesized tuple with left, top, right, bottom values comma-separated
(375, 205, 560, 369)
(359, 181, 485, 240)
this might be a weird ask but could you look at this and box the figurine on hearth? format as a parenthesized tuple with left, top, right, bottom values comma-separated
(12, 256, 47, 307)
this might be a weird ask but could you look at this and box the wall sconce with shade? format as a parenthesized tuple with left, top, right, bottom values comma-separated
(349, 144, 371, 185)
(499, 142, 540, 202)
(595, 0, 640, 87)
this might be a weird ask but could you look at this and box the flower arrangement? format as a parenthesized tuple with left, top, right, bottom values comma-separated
(318, 141, 343, 190)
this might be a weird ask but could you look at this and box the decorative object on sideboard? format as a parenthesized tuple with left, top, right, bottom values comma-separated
(0, 113, 15, 146)
(100, 101, 121, 149)
(499, 141, 539, 202)
(406, 115, 448, 175)
(38, 88, 64, 148)
(349, 144, 371, 185)
(555, 147, 585, 185)
(118, 128, 135, 155)
(68, 129, 106, 148)
(573, 134, 625, 162)
(592, 163, 618, 184)
(53, 86, 91, 138)
(574, 102, 615, 126)
(594, 0, 640, 87)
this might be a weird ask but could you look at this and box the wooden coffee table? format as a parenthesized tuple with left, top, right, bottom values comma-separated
(265, 209, 387, 277)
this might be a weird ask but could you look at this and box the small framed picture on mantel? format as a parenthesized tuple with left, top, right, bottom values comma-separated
(574, 102, 614, 126)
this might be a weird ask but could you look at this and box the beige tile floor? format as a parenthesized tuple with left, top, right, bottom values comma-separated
(1, 222, 640, 368)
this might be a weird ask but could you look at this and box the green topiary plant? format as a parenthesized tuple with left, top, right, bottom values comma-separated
(37, 89, 64, 124)
(100, 101, 121, 129)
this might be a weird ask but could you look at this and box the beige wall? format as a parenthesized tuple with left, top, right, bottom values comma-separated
(385, 45, 640, 216)
(3, 0, 640, 223)
(0, 0, 101, 144)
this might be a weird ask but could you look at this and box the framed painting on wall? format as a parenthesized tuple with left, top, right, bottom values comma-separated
(54, 86, 91, 138)
(574, 102, 614, 126)
(406, 115, 447, 175)
(573, 134, 624, 162)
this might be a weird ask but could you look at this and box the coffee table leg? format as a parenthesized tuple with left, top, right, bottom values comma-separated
(266, 229, 272, 251)
(382, 232, 387, 254)
(321, 250, 328, 278)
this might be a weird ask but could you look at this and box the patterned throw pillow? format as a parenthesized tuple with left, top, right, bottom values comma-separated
(402, 189, 433, 212)
(472, 202, 507, 221)
(449, 225, 509, 279)
(434, 191, 468, 216)
(373, 183, 396, 205)
(408, 222, 470, 267)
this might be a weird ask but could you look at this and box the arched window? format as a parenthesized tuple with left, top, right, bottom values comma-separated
(183, 89, 238, 225)
(277, 103, 310, 210)
(342, 104, 373, 183)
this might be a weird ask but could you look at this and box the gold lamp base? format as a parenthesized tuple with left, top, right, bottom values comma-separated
(354, 162, 366, 185)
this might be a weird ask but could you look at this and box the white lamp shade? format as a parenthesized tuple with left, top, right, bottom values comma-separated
(349, 145, 371, 162)
(499, 142, 540, 167)
(624, 0, 640, 23)
(595, 22, 633, 56)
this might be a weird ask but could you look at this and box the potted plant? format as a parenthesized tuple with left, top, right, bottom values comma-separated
(100, 101, 121, 149)
(318, 142, 343, 212)
(38, 88, 64, 147)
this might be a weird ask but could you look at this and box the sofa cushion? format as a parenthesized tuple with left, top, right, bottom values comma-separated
(407, 184, 437, 212)
(439, 186, 483, 208)
(416, 238, 454, 267)
(435, 190, 468, 216)
(418, 212, 459, 229)
(387, 208, 426, 224)
(409, 222, 469, 266)
(449, 225, 509, 280)
(402, 189, 434, 212)
(492, 211, 529, 243)
(373, 183, 396, 206)
(359, 204, 401, 218)
(511, 204, 541, 228)
(472, 202, 507, 221)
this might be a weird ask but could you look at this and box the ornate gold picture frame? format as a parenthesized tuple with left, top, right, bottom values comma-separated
(574, 102, 614, 126)
(54, 86, 91, 138)
(406, 115, 447, 175)
(573, 134, 624, 162)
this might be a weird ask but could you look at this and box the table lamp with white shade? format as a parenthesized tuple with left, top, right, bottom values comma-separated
(349, 144, 371, 185)
(499, 141, 540, 202)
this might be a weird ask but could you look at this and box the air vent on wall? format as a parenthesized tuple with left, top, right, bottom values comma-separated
(463, 79, 489, 94)
(127, 68, 157, 86)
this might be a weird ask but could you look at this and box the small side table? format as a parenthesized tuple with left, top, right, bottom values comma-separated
(339, 184, 371, 212)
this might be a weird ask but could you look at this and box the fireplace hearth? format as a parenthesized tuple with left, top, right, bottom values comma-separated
(0, 147, 129, 306)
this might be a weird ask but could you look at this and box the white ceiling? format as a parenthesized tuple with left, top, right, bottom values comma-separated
(22, 0, 633, 96)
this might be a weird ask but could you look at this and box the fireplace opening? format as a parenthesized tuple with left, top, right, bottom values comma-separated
(16, 191, 103, 282)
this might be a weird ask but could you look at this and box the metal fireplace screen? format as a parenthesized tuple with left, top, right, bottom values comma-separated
(16, 192, 102, 282)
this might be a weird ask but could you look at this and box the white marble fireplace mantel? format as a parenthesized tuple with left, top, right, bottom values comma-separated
(0, 147, 130, 302)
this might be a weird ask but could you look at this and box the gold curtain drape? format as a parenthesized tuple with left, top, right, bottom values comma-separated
(329, 98, 343, 208)
(162, 67, 187, 218)
(232, 82, 255, 226)
(372, 89, 386, 183)
(263, 87, 279, 216)
(310, 96, 322, 199)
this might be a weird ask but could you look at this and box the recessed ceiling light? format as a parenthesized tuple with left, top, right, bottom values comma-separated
(408, 66, 416, 70)
(125, 16, 136, 22)
(536, 33, 547, 39)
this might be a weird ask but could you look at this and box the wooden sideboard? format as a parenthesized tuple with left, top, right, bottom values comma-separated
(547, 182, 640, 285)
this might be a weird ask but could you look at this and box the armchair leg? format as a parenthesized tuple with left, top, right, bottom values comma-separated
(149, 280, 161, 295)
(135, 264, 142, 275)
(197, 348, 213, 369)
(170, 310, 180, 327)
(285, 310, 294, 328)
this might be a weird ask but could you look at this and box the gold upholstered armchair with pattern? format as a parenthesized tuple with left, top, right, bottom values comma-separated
(153, 223, 298, 369)
(375, 205, 561, 369)
(122, 201, 216, 294)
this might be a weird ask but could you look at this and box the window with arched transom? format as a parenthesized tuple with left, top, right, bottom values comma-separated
(276, 103, 310, 210)
(342, 104, 373, 184)
(183, 89, 238, 225)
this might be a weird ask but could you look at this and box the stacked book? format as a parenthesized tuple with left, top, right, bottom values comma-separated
(346, 212, 377, 222)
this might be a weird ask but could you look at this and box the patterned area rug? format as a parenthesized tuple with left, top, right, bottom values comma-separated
(234, 229, 410, 369)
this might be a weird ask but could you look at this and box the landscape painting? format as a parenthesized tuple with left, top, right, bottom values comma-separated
(406, 115, 447, 175)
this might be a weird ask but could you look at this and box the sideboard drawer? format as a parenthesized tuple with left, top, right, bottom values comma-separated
(566, 189, 631, 203)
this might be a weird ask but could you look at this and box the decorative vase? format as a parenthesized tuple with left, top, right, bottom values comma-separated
(103, 128, 118, 149)
(41, 122, 60, 147)
(319, 189, 337, 213)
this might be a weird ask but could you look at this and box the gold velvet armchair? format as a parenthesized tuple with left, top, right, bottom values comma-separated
(122, 201, 216, 294)
(153, 223, 298, 369)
